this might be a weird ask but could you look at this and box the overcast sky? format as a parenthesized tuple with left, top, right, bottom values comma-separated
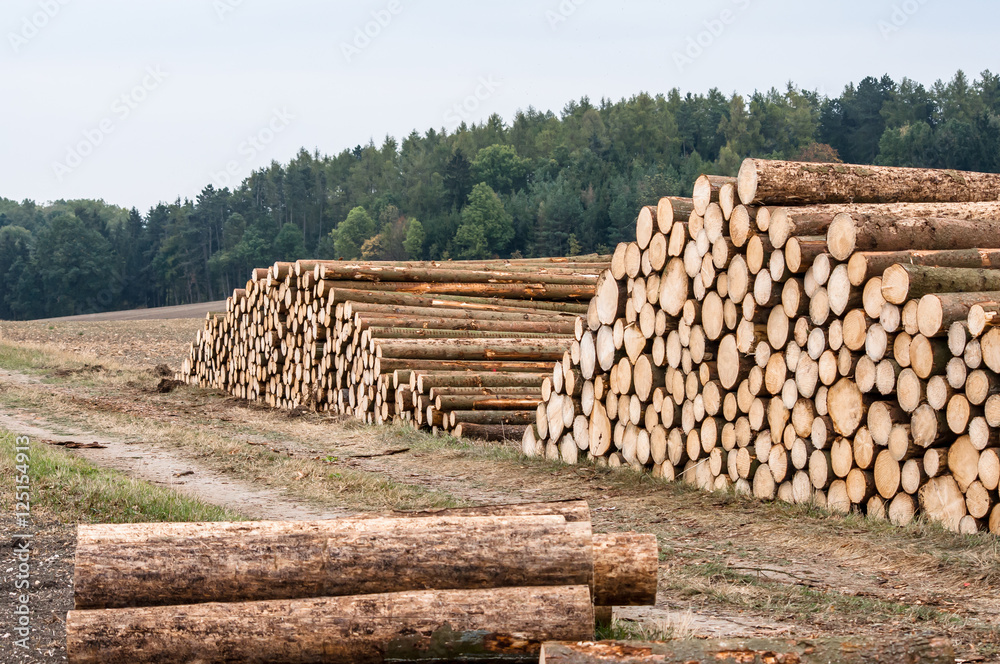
(2, 0, 996, 212)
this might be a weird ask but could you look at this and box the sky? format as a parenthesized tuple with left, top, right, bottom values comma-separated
(1, 0, 996, 212)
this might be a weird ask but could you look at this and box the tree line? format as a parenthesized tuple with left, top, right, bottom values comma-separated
(2, 70, 999, 320)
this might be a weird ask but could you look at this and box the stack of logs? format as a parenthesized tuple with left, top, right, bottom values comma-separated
(526, 159, 1000, 535)
(180, 256, 607, 439)
(65, 501, 658, 664)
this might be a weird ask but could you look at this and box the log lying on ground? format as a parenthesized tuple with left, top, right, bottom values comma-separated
(539, 636, 954, 664)
(74, 515, 593, 609)
(739, 158, 1000, 206)
(591, 532, 658, 606)
(67, 585, 595, 664)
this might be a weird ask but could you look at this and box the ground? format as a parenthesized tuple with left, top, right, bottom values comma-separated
(1, 317, 999, 662)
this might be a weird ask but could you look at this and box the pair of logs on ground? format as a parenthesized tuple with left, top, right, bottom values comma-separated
(67, 501, 658, 664)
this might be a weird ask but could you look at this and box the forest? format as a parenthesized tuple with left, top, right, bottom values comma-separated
(2, 70, 999, 320)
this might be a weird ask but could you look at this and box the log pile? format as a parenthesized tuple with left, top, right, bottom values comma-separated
(527, 159, 1000, 535)
(66, 501, 658, 664)
(179, 257, 606, 439)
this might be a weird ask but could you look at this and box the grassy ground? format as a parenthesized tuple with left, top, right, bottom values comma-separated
(1, 326, 999, 660)
(0, 427, 242, 663)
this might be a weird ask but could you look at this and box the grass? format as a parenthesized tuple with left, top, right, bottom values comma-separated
(597, 617, 682, 641)
(0, 352, 464, 513)
(0, 429, 241, 524)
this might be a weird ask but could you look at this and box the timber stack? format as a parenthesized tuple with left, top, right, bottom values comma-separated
(65, 501, 658, 663)
(179, 256, 605, 439)
(526, 158, 1000, 536)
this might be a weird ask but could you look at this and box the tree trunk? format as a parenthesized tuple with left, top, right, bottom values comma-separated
(915, 291, 1000, 338)
(378, 359, 553, 374)
(739, 158, 1000, 206)
(847, 248, 1000, 287)
(881, 264, 1000, 305)
(413, 372, 548, 392)
(322, 280, 595, 301)
(74, 515, 592, 610)
(541, 636, 955, 663)
(68, 586, 594, 664)
(828, 216, 1000, 262)
(376, 339, 569, 362)
(452, 422, 528, 441)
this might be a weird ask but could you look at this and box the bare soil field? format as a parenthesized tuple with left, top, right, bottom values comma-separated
(2, 317, 1000, 662)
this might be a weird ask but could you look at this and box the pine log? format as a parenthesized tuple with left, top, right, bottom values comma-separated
(739, 158, 1000, 206)
(414, 372, 547, 392)
(75, 515, 594, 610)
(592, 533, 657, 606)
(920, 474, 968, 532)
(453, 422, 528, 441)
(376, 339, 568, 362)
(539, 637, 954, 664)
(882, 265, 1000, 306)
(828, 216, 1000, 262)
(68, 585, 593, 664)
(848, 248, 1000, 287)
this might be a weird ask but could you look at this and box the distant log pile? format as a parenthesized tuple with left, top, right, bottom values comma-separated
(180, 256, 606, 438)
(66, 501, 657, 664)
(527, 159, 1000, 535)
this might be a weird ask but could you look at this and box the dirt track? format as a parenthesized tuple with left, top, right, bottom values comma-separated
(31, 301, 227, 323)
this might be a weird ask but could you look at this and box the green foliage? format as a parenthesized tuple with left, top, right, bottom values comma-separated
(334, 207, 375, 259)
(403, 218, 425, 259)
(472, 144, 531, 194)
(457, 183, 513, 259)
(273, 223, 306, 261)
(2, 69, 999, 320)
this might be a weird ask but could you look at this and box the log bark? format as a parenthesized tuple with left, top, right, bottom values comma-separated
(413, 372, 547, 392)
(453, 422, 528, 441)
(74, 515, 592, 610)
(68, 586, 594, 664)
(376, 338, 569, 361)
(540, 637, 954, 664)
(881, 265, 1000, 306)
(828, 216, 1000, 262)
(847, 248, 1000, 287)
(739, 158, 1000, 206)
(592, 532, 658, 606)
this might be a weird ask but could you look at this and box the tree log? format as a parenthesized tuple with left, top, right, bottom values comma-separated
(68, 586, 594, 664)
(453, 422, 528, 441)
(828, 216, 1000, 262)
(739, 158, 1000, 206)
(541, 637, 954, 664)
(881, 265, 1000, 306)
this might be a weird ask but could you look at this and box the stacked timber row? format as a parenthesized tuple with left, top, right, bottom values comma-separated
(179, 256, 606, 437)
(527, 158, 1000, 535)
(65, 501, 658, 663)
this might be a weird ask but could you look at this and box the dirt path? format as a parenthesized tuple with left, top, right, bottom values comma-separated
(32, 301, 228, 322)
(0, 409, 346, 522)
